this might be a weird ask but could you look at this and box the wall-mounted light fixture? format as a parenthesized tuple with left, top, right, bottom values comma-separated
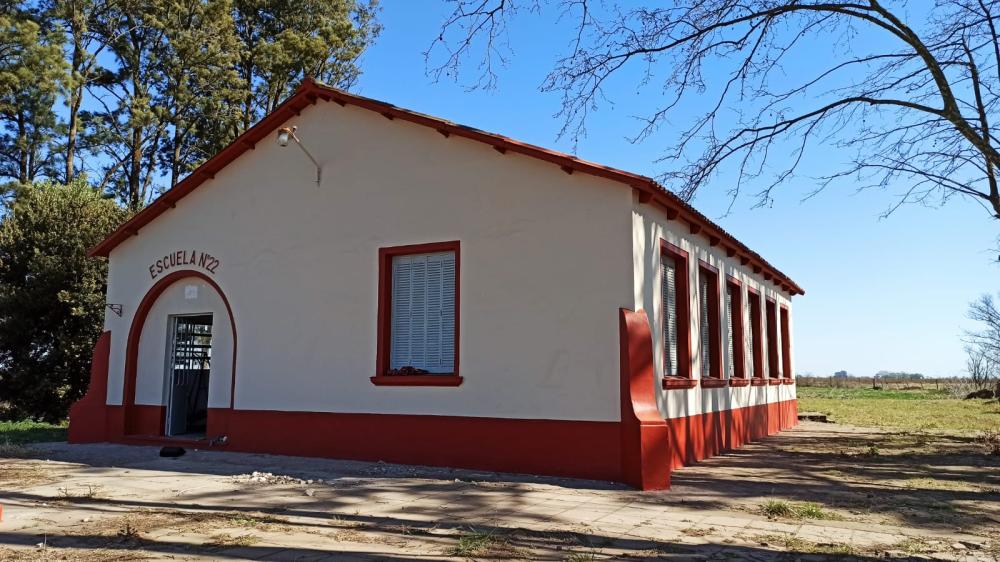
(276, 126, 321, 185)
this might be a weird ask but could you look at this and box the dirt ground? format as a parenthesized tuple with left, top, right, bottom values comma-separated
(0, 421, 998, 561)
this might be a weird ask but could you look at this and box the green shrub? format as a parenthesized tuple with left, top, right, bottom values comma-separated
(0, 180, 126, 421)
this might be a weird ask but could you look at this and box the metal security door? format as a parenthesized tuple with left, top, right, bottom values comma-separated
(166, 314, 213, 437)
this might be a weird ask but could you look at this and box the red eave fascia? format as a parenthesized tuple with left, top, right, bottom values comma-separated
(88, 78, 804, 296)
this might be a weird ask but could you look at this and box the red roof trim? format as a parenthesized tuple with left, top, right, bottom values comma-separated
(90, 77, 804, 296)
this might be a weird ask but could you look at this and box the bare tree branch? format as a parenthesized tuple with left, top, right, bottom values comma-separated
(430, 0, 1000, 221)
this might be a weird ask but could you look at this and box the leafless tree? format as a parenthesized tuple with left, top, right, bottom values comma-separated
(429, 0, 1000, 219)
(967, 292, 1000, 370)
(966, 344, 998, 388)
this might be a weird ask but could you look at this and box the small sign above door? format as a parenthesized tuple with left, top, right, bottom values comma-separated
(149, 250, 220, 279)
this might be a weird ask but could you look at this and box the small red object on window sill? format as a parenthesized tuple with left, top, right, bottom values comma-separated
(728, 378, 751, 387)
(750, 378, 768, 386)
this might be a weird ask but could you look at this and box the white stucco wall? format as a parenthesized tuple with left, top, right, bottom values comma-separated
(631, 201, 797, 420)
(133, 278, 234, 409)
(103, 100, 635, 422)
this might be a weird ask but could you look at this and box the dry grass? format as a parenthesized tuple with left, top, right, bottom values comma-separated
(0, 460, 52, 487)
(451, 529, 528, 559)
(207, 532, 260, 547)
(680, 526, 717, 537)
(749, 533, 858, 556)
(0, 546, 148, 561)
(224, 511, 286, 528)
(902, 476, 981, 492)
(979, 428, 1000, 455)
(58, 483, 104, 500)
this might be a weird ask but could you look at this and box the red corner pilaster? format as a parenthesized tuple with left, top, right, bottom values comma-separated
(619, 308, 671, 490)
(68, 331, 112, 443)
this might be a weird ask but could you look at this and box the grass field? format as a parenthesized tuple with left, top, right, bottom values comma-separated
(797, 386, 1000, 432)
(0, 419, 67, 445)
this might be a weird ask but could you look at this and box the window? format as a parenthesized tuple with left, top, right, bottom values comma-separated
(660, 241, 693, 387)
(766, 298, 779, 380)
(747, 289, 764, 381)
(373, 241, 462, 386)
(780, 305, 792, 381)
(698, 262, 723, 384)
(726, 279, 746, 381)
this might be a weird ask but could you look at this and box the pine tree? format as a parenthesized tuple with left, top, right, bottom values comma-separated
(44, 0, 110, 183)
(231, 0, 380, 134)
(149, 0, 243, 187)
(0, 7, 66, 190)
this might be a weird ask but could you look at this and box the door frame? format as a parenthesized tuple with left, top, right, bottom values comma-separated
(121, 270, 237, 438)
(164, 312, 215, 437)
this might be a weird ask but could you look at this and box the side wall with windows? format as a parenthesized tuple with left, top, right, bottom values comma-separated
(631, 197, 797, 466)
(100, 99, 635, 424)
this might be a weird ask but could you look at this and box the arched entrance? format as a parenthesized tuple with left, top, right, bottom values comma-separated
(121, 270, 237, 439)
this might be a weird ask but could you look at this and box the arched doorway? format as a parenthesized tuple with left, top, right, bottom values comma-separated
(121, 270, 237, 439)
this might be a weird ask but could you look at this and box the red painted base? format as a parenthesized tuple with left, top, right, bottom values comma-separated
(223, 410, 622, 481)
(67, 309, 798, 490)
(665, 399, 797, 469)
(67, 332, 112, 443)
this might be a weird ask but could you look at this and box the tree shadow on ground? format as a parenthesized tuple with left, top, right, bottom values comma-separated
(4, 423, 998, 559)
(0, 519, 955, 561)
(666, 424, 1000, 534)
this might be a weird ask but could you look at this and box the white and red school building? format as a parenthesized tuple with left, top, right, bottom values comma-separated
(69, 78, 803, 490)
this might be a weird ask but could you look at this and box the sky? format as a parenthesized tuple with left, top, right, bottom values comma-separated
(351, 2, 999, 378)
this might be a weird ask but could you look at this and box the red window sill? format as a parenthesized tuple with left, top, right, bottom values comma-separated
(370, 375, 464, 387)
(728, 378, 751, 387)
(768, 378, 782, 385)
(750, 378, 768, 386)
(781, 378, 795, 385)
(700, 378, 728, 388)
(662, 377, 698, 389)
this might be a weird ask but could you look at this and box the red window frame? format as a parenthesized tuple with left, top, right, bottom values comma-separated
(747, 288, 765, 385)
(660, 240, 695, 389)
(765, 297, 780, 383)
(726, 277, 748, 385)
(698, 261, 725, 387)
(780, 305, 793, 384)
(372, 240, 462, 387)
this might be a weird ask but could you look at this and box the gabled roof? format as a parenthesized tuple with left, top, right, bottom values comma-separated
(90, 77, 804, 296)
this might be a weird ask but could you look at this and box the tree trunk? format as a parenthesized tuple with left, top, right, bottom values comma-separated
(66, 84, 82, 182)
(16, 112, 28, 184)
(170, 126, 182, 187)
(129, 125, 142, 209)
(65, 12, 85, 183)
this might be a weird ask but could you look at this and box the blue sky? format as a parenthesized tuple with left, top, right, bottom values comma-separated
(353, 2, 999, 378)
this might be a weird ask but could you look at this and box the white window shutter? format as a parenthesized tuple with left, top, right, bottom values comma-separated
(391, 251, 456, 373)
(440, 256, 456, 371)
(726, 285, 735, 378)
(662, 255, 678, 377)
(391, 258, 412, 369)
(746, 299, 755, 373)
(699, 272, 711, 378)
